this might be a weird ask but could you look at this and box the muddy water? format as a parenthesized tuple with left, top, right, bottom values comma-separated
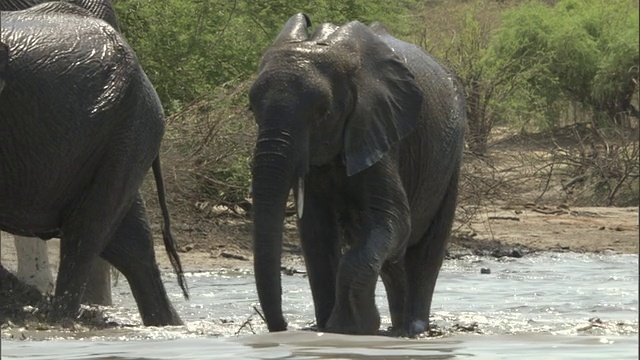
(2, 253, 638, 359)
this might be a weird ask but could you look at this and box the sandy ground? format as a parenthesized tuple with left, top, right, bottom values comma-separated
(1, 205, 637, 276)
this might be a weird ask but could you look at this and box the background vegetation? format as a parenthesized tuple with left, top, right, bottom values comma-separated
(111, 0, 638, 232)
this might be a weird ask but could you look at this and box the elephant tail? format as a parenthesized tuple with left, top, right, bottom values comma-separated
(152, 155, 190, 300)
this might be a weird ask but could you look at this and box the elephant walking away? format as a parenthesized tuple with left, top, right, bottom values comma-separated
(0, 0, 127, 309)
(0, 2, 188, 326)
(250, 14, 466, 336)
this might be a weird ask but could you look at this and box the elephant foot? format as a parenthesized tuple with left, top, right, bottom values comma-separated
(405, 319, 428, 338)
(324, 304, 381, 335)
(46, 305, 78, 326)
(140, 305, 184, 327)
(58, 317, 77, 329)
(381, 320, 431, 338)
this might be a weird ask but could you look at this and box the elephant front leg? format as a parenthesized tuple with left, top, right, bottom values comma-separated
(54, 232, 105, 323)
(297, 188, 341, 330)
(325, 165, 411, 335)
(326, 246, 382, 335)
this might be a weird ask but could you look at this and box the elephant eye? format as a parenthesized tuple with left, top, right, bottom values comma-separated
(314, 94, 331, 116)
(315, 102, 328, 116)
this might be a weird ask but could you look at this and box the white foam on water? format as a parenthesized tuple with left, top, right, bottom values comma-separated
(2, 253, 638, 358)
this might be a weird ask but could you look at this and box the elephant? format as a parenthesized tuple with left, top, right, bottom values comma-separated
(0, 0, 121, 307)
(0, 2, 189, 326)
(249, 14, 466, 336)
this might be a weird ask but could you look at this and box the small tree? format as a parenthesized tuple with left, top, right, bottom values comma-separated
(417, 1, 535, 154)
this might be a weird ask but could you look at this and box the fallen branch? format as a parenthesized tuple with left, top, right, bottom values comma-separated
(562, 174, 589, 190)
(531, 208, 567, 215)
(234, 315, 256, 336)
(488, 216, 520, 221)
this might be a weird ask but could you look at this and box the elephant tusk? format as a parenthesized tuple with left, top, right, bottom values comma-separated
(297, 176, 304, 219)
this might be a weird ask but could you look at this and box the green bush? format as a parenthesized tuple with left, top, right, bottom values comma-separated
(114, 0, 419, 209)
(490, 0, 639, 127)
(114, 0, 417, 114)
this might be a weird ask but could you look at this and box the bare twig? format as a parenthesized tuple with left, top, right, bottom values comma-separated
(253, 305, 266, 323)
(488, 216, 520, 221)
(234, 315, 256, 336)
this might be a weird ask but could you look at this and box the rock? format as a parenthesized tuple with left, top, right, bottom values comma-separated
(281, 266, 306, 276)
(453, 322, 479, 332)
(480, 268, 491, 274)
(510, 249, 523, 258)
(178, 244, 194, 253)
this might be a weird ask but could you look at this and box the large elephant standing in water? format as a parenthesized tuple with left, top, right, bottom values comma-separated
(0, 0, 122, 307)
(249, 14, 466, 336)
(0, 2, 188, 325)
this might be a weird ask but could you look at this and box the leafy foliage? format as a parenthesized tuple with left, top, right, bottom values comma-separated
(115, 0, 418, 210)
(415, 1, 535, 154)
(490, 0, 639, 126)
(118, 0, 637, 210)
(114, 0, 415, 113)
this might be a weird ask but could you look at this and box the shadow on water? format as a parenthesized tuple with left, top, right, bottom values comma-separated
(1, 252, 638, 359)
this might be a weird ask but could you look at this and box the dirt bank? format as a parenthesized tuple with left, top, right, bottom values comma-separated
(2, 205, 637, 275)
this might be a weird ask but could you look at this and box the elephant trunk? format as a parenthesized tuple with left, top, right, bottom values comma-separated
(251, 128, 297, 332)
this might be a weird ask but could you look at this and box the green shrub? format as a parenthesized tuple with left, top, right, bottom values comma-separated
(490, 0, 639, 127)
(114, 0, 417, 114)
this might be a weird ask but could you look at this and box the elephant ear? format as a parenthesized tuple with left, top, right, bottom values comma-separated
(327, 22, 424, 176)
(272, 13, 312, 47)
(0, 42, 8, 94)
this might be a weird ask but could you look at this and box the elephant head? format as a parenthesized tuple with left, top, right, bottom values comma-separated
(249, 13, 423, 332)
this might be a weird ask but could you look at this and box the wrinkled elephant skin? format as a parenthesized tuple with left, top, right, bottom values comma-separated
(0, 3, 188, 326)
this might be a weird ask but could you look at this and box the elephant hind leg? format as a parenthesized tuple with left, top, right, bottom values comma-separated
(14, 234, 112, 305)
(100, 192, 182, 326)
(14, 235, 54, 295)
(380, 259, 406, 333)
(54, 184, 134, 322)
(53, 149, 151, 323)
(404, 169, 460, 337)
(81, 258, 112, 306)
